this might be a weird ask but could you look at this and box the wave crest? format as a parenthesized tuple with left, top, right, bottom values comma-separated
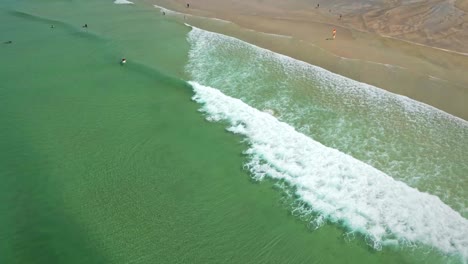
(190, 81, 468, 261)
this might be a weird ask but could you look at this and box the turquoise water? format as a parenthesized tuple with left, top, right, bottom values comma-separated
(186, 25, 468, 261)
(186, 26, 468, 219)
(0, 0, 467, 263)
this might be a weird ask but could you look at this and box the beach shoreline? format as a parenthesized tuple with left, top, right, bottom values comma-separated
(147, 0, 468, 120)
(2, 1, 467, 262)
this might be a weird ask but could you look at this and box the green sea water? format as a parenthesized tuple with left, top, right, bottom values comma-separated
(0, 0, 466, 263)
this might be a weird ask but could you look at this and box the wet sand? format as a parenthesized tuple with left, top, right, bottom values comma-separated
(147, 0, 468, 120)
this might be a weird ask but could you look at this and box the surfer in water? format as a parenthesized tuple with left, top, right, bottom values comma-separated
(121, 58, 127, 65)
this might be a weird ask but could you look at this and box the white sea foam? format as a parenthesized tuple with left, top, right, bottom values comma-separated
(190, 81, 468, 261)
(260, 32, 292, 39)
(153, 4, 187, 16)
(186, 25, 468, 220)
(210, 17, 230, 24)
(186, 26, 467, 126)
(114, 0, 133, 4)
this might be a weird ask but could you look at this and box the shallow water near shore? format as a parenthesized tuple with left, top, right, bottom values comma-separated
(1, 0, 466, 263)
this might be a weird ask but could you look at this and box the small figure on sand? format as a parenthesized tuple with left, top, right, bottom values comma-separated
(186, 3, 190, 8)
(332, 28, 336, 40)
(121, 58, 127, 65)
(339, 14, 342, 20)
(82, 24, 88, 28)
(316, 3, 319, 8)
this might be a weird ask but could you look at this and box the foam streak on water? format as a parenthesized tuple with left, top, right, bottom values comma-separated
(114, 0, 134, 4)
(190, 81, 468, 261)
(185, 25, 468, 217)
(153, 4, 183, 16)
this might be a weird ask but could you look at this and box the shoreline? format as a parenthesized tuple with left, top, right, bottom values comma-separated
(147, 0, 468, 120)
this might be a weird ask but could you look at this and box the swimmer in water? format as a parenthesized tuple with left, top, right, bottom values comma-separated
(121, 58, 127, 65)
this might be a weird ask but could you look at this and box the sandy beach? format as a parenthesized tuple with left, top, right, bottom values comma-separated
(148, 0, 468, 120)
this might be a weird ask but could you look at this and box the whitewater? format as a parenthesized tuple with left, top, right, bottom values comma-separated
(186, 25, 468, 218)
(185, 25, 468, 261)
(190, 81, 468, 260)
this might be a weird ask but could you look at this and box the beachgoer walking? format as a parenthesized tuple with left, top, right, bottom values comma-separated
(339, 14, 342, 20)
(186, 3, 189, 8)
(316, 3, 319, 8)
(332, 29, 336, 39)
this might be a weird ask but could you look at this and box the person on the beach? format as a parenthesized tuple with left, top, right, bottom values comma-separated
(339, 14, 342, 20)
(186, 3, 189, 8)
(316, 3, 319, 8)
(332, 29, 336, 39)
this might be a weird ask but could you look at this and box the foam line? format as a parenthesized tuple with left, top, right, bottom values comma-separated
(185, 26, 468, 219)
(114, 0, 134, 4)
(187, 26, 467, 125)
(153, 4, 185, 16)
(190, 81, 468, 261)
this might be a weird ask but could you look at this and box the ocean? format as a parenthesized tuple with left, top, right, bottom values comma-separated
(0, 0, 466, 263)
